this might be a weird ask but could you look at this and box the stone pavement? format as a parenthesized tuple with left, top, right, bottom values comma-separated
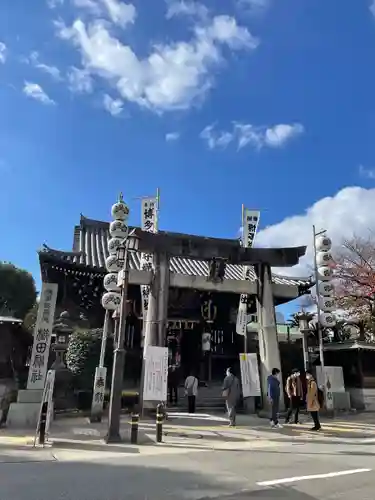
(1, 410, 375, 453)
(1, 414, 375, 500)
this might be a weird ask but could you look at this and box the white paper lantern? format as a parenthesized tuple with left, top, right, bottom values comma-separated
(111, 201, 129, 221)
(103, 273, 120, 292)
(108, 237, 122, 255)
(319, 296, 335, 312)
(318, 281, 334, 296)
(105, 255, 123, 273)
(101, 292, 121, 310)
(320, 312, 336, 327)
(109, 220, 129, 239)
(315, 235, 332, 252)
(316, 251, 333, 267)
(318, 266, 333, 281)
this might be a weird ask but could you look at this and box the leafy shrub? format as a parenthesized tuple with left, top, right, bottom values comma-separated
(66, 328, 113, 390)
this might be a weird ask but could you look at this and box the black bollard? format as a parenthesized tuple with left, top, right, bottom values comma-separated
(130, 410, 139, 444)
(38, 401, 48, 446)
(156, 403, 163, 443)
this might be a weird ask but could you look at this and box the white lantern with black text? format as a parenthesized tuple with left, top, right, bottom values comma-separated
(318, 281, 334, 296)
(104, 273, 120, 292)
(320, 312, 336, 328)
(105, 255, 123, 273)
(318, 265, 333, 281)
(316, 235, 332, 252)
(102, 291, 121, 310)
(109, 220, 129, 239)
(108, 237, 122, 255)
(319, 296, 335, 312)
(316, 251, 333, 267)
(111, 196, 129, 221)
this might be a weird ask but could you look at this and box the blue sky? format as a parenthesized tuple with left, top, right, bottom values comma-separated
(1, 0, 375, 319)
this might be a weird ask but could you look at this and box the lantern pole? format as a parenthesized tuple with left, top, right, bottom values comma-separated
(105, 247, 130, 443)
(313, 225, 326, 373)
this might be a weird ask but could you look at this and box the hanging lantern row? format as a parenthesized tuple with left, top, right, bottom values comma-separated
(315, 234, 336, 327)
(101, 194, 130, 311)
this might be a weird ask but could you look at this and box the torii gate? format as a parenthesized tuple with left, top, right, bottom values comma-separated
(118, 228, 307, 408)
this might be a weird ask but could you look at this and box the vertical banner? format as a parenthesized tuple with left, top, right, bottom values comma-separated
(143, 346, 168, 401)
(44, 370, 56, 436)
(27, 283, 58, 390)
(91, 366, 107, 418)
(236, 209, 260, 336)
(140, 198, 158, 329)
(34, 369, 55, 446)
(239, 353, 261, 397)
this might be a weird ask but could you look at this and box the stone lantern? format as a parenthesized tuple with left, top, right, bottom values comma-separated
(51, 311, 74, 409)
(52, 311, 72, 370)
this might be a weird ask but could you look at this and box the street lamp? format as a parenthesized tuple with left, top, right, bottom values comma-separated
(105, 228, 140, 443)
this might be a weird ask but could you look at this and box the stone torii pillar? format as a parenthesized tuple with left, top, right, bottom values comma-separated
(255, 263, 284, 409)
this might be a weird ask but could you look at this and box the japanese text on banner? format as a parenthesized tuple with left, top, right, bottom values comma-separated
(27, 283, 58, 390)
(143, 346, 168, 401)
(236, 209, 260, 336)
(140, 198, 157, 320)
(91, 366, 107, 415)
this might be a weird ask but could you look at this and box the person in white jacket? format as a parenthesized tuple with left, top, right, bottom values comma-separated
(184, 373, 198, 413)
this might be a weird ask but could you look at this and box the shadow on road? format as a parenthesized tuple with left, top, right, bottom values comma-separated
(211, 487, 319, 499)
(0, 450, 323, 500)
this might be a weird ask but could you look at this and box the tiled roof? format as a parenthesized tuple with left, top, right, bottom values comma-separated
(40, 216, 311, 288)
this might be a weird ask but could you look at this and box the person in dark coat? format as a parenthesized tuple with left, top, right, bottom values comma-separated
(285, 368, 303, 424)
(222, 367, 241, 427)
(267, 367, 282, 428)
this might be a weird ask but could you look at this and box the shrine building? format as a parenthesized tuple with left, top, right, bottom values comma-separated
(38, 215, 312, 385)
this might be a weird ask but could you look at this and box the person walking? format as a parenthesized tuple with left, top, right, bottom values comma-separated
(267, 367, 282, 428)
(306, 369, 322, 431)
(285, 368, 303, 424)
(184, 373, 198, 413)
(222, 367, 240, 427)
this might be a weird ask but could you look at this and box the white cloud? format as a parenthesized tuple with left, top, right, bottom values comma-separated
(67, 66, 94, 93)
(47, 0, 64, 8)
(0, 42, 7, 64)
(72, 0, 100, 14)
(72, 0, 136, 27)
(255, 186, 375, 278)
(166, 1, 209, 21)
(55, 11, 258, 112)
(200, 122, 304, 150)
(200, 124, 235, 149)
(359, 164, 375, 180)
(165, 131, 180, 142)
(370, 0, 375, 18)
(103, 93, 123, 115)
(29, 51, 62, 80)
(23, 82, 56, 105)
(101, 0, 136, 27)
(264, 123, 304, 148)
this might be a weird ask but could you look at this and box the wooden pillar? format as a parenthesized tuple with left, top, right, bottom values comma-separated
(255, 263, 284, 409)
(144, 251, 160, 348)
(157, 253, 170, 347)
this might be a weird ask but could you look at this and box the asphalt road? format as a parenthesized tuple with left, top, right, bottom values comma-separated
(0, 437, 375, 499)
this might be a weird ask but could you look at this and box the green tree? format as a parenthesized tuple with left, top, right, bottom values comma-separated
(66, 328, 113, 390)
(0, 262, 37, 319)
